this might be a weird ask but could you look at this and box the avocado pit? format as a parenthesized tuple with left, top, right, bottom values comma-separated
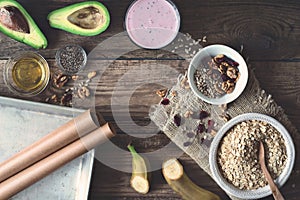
(0, 6, 29, 33)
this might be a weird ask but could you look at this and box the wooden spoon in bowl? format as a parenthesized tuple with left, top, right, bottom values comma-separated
(259, 141, 285, 200)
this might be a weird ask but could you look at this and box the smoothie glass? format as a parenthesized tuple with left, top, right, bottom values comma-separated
(125, 0, 181, 49)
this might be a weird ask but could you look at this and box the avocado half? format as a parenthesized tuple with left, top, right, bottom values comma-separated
(47, 1, 110, 36)
(0, 0, 47, 49)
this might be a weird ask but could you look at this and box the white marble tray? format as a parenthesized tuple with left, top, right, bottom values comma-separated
(0, 96, 94, 200)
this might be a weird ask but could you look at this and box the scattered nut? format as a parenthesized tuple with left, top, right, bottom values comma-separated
(54, 74, 69, 88)
(51, 94, 58, 103)
(226, 66, 238, 79)
(156, 89, 168, 98)
(61, 93, 73, 105)
(219, 113, 231, 122)
(171, 90, 177, 97)
(210, 129, 217, 136)
(213, 54, 225, 64)
(184, 110, 193, 118)
(221, 80, 235, 94)
(77, 86, 90, 99)
(72, 75, 79, 80)
(226, 86, 234, 94)
(218, 64, 227, 74)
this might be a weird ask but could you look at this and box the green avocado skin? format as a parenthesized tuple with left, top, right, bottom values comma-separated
(48, 1, 110, 36)
(0, 0, 47, 49)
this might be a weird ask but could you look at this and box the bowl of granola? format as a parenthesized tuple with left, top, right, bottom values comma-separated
(209, 113, 295, 199)
(187, 44, 248, 105)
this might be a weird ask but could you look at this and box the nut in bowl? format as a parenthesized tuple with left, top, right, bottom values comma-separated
(188, 44, 248, 105)
(209, 113, 295, 199)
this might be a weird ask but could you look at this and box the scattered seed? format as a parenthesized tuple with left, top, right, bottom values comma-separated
(88, 71, 97, 79)
(219, 104, 228, 111)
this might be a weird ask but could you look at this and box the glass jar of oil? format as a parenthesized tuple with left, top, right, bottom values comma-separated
(4, 52, 50, 96)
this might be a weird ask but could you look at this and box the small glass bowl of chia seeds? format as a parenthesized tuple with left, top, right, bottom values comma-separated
(55, 44, 87, 75)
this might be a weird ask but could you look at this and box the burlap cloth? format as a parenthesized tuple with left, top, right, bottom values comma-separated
(149, 35, 299, 200)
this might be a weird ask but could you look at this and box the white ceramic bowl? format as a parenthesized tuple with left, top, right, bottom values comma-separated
(188, 44, 248, 105)
(209, 113, 295, 199)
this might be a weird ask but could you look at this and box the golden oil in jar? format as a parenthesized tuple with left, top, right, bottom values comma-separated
(4, 52, 50, 96)
(12, 57, 46, 91)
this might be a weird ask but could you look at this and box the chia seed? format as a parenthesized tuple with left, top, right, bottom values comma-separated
(194, 63, 223, 98)
(56, 44, 87, 74)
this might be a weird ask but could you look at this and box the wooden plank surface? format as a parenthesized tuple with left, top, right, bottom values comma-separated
(0, 0, 299, 200)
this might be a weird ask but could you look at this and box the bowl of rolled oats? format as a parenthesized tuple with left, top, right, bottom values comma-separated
(209, 113, 295, 199)
(188, 44, 248, 105)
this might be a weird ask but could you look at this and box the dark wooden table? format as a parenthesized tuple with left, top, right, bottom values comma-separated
(0, 0, 299, 199)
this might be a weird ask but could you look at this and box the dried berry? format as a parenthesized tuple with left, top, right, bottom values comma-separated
(183, 141, 192, 147)
(208, 119, 215, 127)
(161, 98, 170, 105)
(207, 119, 215, 133)
(202, 138, 212, 147)
(213, 54, 225, 64)
(221, 74, 231, 81)
(200, 137, 205, 144)
(186, 132, 195, 138)
(199, 110, 209, 120)
(174, 114, 181, 127)
(225, 57, 239, 67)
(197, 123, 206, 134)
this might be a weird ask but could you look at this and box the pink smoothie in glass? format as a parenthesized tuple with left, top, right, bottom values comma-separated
(125, 0, 180, 49)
